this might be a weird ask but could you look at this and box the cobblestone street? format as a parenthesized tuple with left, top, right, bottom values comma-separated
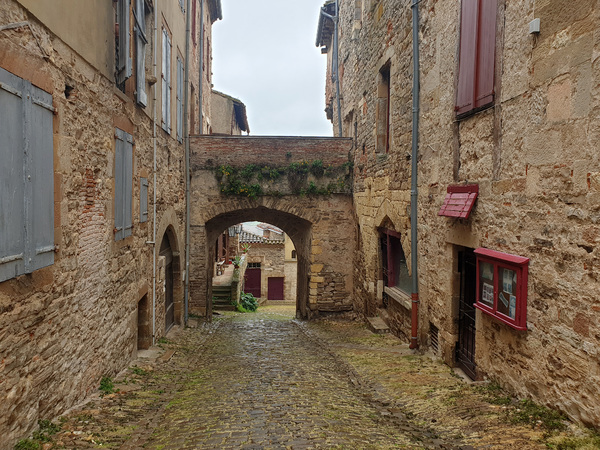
(31, 305, 593, 449)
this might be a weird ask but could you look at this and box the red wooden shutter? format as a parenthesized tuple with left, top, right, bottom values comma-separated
(456, 0, 496, 116)
(475, 0, 497, 109)
(456, 0, 479, 115)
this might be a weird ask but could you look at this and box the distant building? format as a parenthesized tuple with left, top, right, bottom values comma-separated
(211, 90, 250, 135)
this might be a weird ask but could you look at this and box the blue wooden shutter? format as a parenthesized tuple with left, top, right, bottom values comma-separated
(28, 83, 55, 272)
(117, 0, 133, 84)
(134, 0, 147, 106)
(176, 57, 183, 142)
(166, 34, 171, 133)
(114, 129, 125, 240)
(140, 177, 148, 223)
(0, 68, 26, 281)
(161, 29, 171, 133)
(124, 134, 133, 238)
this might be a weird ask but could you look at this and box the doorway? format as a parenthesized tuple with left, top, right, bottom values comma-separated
(137, 294, 150, 350)
(161, 234, 175, 332)
(245, 263, 261, 298)
(268, 277, 284, 300)
(456, 247, 477, 380)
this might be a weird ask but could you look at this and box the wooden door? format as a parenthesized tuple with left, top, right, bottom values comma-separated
(245, 267, 261, 298)
(268, 277, 284, 300)
(160, 235, 174, 332)
(457, 248, 477, 380)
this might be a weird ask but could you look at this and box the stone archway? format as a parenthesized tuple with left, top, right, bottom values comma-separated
(188, 135, 356, 320)
(204, 206, 312, 319)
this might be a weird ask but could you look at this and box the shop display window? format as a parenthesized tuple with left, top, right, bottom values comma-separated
(474, 248, 529, 331)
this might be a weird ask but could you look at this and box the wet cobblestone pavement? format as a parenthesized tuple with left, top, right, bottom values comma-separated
(27, 306, 595, 449)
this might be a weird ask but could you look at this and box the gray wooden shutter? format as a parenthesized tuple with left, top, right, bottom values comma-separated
(134, 0, 147, 106)
(28, 83, 55, 272)
(0, 68, 26, 281)
(124, 134, 133, 238)
(117, 0, 133, 84)
(176, 57, 183, 142)
(114, 129, 125, 241)
(166, 34, 171, 133)
(161, 28, 170, 133)
(140, 177, 148, 223)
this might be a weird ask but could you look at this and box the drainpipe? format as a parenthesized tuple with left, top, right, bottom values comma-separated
(183, 0, 192, 326)
(409, 0, 420, 350)
(151, 0, 159, 346)
(320, 1, 342, 137)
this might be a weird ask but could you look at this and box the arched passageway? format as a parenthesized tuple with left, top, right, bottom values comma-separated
(205, 207, 312, 318)
(189, 135, 356, 320)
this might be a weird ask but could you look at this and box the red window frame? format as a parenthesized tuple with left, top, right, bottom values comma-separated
(474, 248, 529, 331)
(455, 0, 497, 117)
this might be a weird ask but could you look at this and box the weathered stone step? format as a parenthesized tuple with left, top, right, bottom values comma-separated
(366, 316, 390, 334)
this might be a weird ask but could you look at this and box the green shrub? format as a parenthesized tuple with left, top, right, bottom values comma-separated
(99, 376, 114, 396)
(240, 292, 258, 312)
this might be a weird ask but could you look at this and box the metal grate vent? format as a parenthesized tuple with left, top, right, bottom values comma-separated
(429, 323, 439, 354)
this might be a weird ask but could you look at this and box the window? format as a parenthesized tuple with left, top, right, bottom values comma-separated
(0, 67, 54, 282)
(291, 250, 297, 260)
(248, 262, 261, 269)
(474, 248, 529, 330)
(176, 56, 184, 143)
(140, 177, 148, 223)
(115, 128, 133, 241)
(376, 63, 391, 153)
(134, 0, 149, 106)
(455, 0, 497, 117)
(161, 28, 172, 133)
(116, 0, 132, 86)
(380, 229, 410, 293)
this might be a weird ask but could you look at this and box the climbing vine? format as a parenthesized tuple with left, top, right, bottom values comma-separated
(215, 160, 353, 198)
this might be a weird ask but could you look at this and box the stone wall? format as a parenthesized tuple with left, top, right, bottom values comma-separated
(189, 136, 355, 320)
(330, 0, 600, 427)
(246, 243, 286, 300)
(0, 0, 215, 445)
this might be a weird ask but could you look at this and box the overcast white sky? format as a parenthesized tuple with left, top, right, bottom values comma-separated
(212, 0, 333, 137)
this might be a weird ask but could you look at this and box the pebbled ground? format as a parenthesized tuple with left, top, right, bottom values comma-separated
(25, 305, 591, 449)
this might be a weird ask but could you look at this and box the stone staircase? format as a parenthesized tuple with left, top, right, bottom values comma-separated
(366, 309, 391, 334)
(212, 285, 235, 311)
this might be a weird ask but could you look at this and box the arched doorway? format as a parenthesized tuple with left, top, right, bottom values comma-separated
(202, 207, 312, 319)
(160, 233, 175, 332)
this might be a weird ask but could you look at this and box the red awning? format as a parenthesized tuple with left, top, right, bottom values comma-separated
(438, 184, 479, 219)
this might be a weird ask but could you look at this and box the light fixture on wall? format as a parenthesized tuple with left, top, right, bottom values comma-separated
(228, 224, 242, 237)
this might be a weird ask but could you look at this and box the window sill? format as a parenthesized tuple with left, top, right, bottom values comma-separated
(384, 286, 411, 310)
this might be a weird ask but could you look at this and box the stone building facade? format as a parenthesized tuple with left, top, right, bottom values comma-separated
(0, 0, 221, 446)
(318, 0, 600, 427)
(210, 90, 250, 135)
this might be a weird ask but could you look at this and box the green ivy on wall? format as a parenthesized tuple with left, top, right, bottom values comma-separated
(215, 160, 353, 198)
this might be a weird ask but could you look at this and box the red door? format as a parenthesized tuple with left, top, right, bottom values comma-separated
(268, 277, 284, 300)
(245, 268, 261, 298)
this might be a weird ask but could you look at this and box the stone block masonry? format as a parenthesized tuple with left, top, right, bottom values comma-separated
(328, 0, 600, 427)
(0, 0, 193, 446)
(188, 136, 355, 320)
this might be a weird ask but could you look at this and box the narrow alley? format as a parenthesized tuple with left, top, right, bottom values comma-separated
(24, 305, 591, 450)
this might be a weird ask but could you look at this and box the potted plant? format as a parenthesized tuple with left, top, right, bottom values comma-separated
(241, 243, 251, 254)
(232, 255, 242, 268)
